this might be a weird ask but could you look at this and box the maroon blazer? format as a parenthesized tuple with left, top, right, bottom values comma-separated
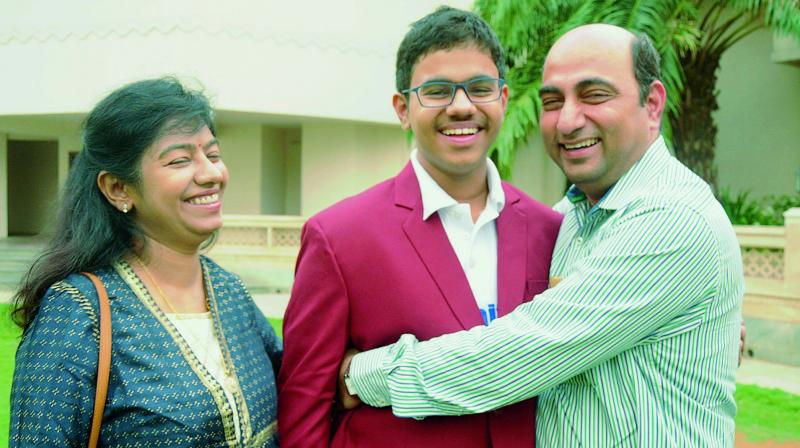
(278, 163, 562, 448)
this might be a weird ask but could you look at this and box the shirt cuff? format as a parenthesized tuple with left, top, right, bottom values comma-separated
(348, 345, 394, 407)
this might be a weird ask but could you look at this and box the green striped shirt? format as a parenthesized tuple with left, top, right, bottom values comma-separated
(349, 137, 744, 447)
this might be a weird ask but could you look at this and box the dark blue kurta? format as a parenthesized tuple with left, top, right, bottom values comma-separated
(11, 256, 281, 447)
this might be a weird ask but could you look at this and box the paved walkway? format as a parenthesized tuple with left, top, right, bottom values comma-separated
(737, 357, 800, 395)
(252, 293, 290, 319)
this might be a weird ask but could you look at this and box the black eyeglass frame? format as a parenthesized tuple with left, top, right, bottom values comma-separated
(401, 77, 506, 108)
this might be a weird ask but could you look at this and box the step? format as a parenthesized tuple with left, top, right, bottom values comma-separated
(0, 258, 35, 272)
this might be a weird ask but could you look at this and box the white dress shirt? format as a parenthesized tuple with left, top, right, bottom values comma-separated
(409, 149, 505, 325)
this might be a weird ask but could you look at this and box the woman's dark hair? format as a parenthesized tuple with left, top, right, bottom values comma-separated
(12, 77, 215, 328)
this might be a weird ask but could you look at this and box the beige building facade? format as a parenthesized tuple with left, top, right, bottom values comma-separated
(0, 1, 798, 239)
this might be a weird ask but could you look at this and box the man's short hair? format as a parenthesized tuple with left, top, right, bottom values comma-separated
(631, 32, 662, 105)
(395, 6, 506, 93)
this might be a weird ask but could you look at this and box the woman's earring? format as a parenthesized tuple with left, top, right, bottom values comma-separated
(122, 202, 128, 214)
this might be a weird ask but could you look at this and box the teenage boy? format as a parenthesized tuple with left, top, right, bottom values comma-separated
(278, 6, 561, 448)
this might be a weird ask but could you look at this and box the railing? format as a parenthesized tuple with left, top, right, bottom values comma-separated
(210, 210, 800, 363)
(736, 208, 800, 318)
(735, 208, 800, 366)
(207, 215, 304, 293)
(210, 209, 800, 302)
(213, 214, 303, 256)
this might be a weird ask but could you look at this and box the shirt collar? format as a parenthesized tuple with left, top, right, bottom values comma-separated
(566, 136, 671, 212)
(410, 149, 506, 221)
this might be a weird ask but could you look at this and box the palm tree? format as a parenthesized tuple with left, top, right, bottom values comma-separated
(670, 1, 800, 192)
(477, 0, 800, 193)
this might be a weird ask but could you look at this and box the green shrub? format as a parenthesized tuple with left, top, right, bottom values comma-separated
(717, 188, 800, 226)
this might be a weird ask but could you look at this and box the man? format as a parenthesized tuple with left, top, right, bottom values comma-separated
(277, 7, 562, 447)
(343, 24, 744, 447)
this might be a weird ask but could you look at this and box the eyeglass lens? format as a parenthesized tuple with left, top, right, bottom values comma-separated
(418, 79, 501, 107)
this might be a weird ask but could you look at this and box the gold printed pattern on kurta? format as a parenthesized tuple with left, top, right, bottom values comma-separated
(11, 258, 280, 447)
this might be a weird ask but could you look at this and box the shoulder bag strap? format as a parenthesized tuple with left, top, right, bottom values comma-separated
(82, 272, 112, 448)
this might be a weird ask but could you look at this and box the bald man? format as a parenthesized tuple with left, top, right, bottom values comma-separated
(341, 24, 744, 447)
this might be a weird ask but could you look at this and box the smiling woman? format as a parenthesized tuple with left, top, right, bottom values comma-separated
(8, 78, 281, 447)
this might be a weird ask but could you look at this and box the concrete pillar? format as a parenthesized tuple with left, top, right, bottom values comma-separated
(784, 208, 800, 296)
(0, 133, 7, 238)
(58, 134, 82, 188)
(261, 126, 287, 215)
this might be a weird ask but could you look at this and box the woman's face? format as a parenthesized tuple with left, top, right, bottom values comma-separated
(129, 125, 228, 252)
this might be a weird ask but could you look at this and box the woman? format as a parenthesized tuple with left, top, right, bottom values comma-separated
(10, 77, 281, 447)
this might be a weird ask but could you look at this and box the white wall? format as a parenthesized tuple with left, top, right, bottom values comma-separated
(716, 30, 800, 198)
(0, 134, 7, 238)
(0, 0, 473, 124)
(300, 121, 409, 215)
(217, 123, 262, 214)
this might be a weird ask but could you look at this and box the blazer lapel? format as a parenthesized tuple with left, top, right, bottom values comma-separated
(496, 185, 527, 316)
(395, 163, 484, 330)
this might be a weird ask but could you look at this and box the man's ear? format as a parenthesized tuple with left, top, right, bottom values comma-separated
(97, 171, 133, 213)
(392, 93, 411, 131)
(646, 80, 667, 125)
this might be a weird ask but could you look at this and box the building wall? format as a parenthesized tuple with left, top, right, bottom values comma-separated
(285, 130, 302, 215)
(261, 126, 288, 214)
(58, 133, 82, 187)
(7, 140, 59, 235)
(3, 4, 795, 225)
(300, 121, 409, 215)
(217, 123, 262, 214)
(0, 134, 7, 238)
(716, 29, 800, 198)
(510, 132, 567, 207)
(0, 0, 472, 125)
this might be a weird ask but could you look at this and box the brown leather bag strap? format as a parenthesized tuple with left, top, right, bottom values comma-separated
(83, 272, 111, 448)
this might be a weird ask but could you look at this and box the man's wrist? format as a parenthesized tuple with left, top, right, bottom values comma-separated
(347, 347, 394, 407)
(343, 357, 358, 396)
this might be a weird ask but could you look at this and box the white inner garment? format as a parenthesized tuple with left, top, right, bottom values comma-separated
(166, 312, 241, 441)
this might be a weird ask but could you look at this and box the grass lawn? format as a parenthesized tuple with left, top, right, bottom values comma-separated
(0, 306, 797, 445)
(0, 305, 21, 448)
(735, 383, 800, 443)
(267, 317, 282, 338)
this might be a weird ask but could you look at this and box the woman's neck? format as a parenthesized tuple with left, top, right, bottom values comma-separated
(129, 238, 207, 313)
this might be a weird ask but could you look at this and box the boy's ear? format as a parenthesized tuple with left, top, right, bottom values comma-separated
(393, 93, 411, 131)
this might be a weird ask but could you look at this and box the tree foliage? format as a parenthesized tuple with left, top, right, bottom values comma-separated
(477, 0, 800, 185)
(670, 0, 800, 191)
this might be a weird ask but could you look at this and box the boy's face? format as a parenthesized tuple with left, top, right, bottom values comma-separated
(393, 45, 508, 183)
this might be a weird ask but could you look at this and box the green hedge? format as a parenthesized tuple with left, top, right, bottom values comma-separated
(718, 188, 800, 226)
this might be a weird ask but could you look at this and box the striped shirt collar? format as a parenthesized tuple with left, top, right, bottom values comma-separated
(409, 149, 506, 221)
(566, 136, 670, 211)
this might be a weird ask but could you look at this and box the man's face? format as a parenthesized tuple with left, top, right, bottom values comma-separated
(393, 45, 508, 184)
(539, 28, 663, 202)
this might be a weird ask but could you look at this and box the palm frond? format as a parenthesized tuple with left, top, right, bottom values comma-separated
(477, 0, 699, 178)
